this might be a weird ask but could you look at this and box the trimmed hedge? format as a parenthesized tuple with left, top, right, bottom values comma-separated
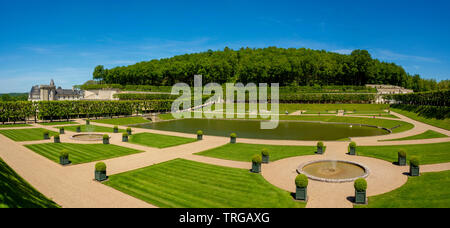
(103, 134, 109, 140)
(197, 130, 203, 136)
(317, 141, 324, 148)
(295, 174, 308, 188)
(60, 149, 69, 159)
(410, 156, 420, 167)
(252, 154, 262, 164)
(230, 133, 237, 138)
(261, 148, 269, 156)
(391, 104, 450, 120)
(122, 132, 128, 137)
(398, 149, 407, 158)
(349, 141, 356, 148)
(95, 162, 107, 172)
(354, 178, 367, 191)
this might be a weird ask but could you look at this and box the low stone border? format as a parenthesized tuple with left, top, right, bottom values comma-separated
(70, 134, 105, 141)
(296, 160, 370, 183)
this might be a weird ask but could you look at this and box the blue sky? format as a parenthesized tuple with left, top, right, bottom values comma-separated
(0, 0, 449, 93)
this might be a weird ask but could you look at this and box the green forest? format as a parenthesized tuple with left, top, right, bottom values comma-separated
(92, 47, 439, 92)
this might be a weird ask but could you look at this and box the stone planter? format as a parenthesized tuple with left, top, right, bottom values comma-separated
(103, 138, 109, 145)
(262, 155, 270, 164)
(59, 128, 65, 134)
(59, 156, 70, 166)
(317, 146, 324, 154)
(95, 171, 107, 182)
(349, 147, 356, 155)
(122, 136, 128, 142)
(295, 186, 307, 201)
(410, 165, 420, 176)
(43, 133, 49, 140)
(76, 127, 81, 133)
(251, 162, 261, 173)
(354, 190, 367, 204)
(127, 130, 132, 135)
(230, 137, 236, 144)
(398, 156, 407, 166)
(197, 135, 203, 140)
(113, 129, 119, 133)
(54, 137, 60, 143)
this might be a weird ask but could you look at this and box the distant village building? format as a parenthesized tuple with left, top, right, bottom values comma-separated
(28, 79, 84, 101)
(366, 84, 414, 104)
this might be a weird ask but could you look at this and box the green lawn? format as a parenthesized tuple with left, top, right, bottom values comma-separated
(356, 170, 450, 208)
(279, 115, 414, 133)
(280, 104, 388, 114)
(104, 159, 305, 208)
(0, 158, 59, 208)
(357, 142, 450, 165)
(380, 130, 448, 141)
(196, 143, 317, 162)
(129, 132, 196, 148)
(391, 108, 450, 131)
(39, 121, 78, 126)
(0, 124, 32, 128)
(92, 117, 151, 126)
(25, 143, 143, 164)
(347, 114, 399, 119)
(56, 125, 125, 133)
(0, 128, 58, 141)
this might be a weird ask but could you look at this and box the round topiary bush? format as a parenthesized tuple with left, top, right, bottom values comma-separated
(410, 156, 420, 167)
(60, 127, 64, 130)
(230, 133, 237, 138)
(103, 134, 109, 140)
(261, 148, 269, 156)
(252, 154, 262, 164)
(95, 162, 106, 172)
(114, 126, 118, 130)
(398, 149, 407, 158)
(197, 130, 203, 136)
(60, 149, 69, 158)
(354, 178, 367, 192)
(317, 141, 324, 148)
(54, 133, 60, 139)
(43, 130, 49, 135)
(295, 174, 308, 188)
(127, 127, 132, 132)
(349, 141, 357, 148)
(122, 132, 128, 137)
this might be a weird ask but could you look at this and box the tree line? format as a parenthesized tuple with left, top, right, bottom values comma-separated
(92, 47, 440, 92)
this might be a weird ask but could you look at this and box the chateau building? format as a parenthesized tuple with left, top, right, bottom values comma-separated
(28, 79, 83, 101)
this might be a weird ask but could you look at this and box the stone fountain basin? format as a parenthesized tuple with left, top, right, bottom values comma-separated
(71, 133, 105, 141)
(297, 160, 370, 183)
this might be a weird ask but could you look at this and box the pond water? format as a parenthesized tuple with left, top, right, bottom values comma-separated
(136, 118, 389, 141)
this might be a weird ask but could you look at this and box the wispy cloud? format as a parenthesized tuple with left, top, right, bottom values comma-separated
(374, 49, 440, 63)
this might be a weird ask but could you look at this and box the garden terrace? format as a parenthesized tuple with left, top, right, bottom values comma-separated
(104, 159, 305, 208)
(380, 130, 447, 141)
(129, 133, 197, 149)
(390, 107, 450, 131)
(25, 143, 143, 165)
(0, 128, 58, 142)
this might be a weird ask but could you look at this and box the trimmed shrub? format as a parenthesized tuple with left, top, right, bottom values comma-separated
(95, 162, 106, 172)
(54, 133, 60, 139)
(86, 119, 90, 125)
(295, 174, 308, 188)
(410, 156, 420, 167)
(252, 154, 262, 164)
(60, 149, 69, 159)
(230, 133, 237, 138)
(317, 141, 324, 148)
(122, 132, 128, 137)
(113, 126, 118, 133)
(43, 130, 49, 135)
(398, 149, 407, 158)
(349, 141, 356, 148)
(261, 148, 269, 156)
(354, 178, 367, 192)
(103, 134, 109, 139)
(197, 130, 203, 136)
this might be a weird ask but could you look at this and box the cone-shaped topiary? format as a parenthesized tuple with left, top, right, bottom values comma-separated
(252, 154, 262, 164)
(354, 178, 367, 192)
(410, 156, 420, 167)
(398, 149, 407, 158)
(295, 174, 308, 188)
(95, 162, 106, 172)
(261, 148, 269, 156)
(60, 149, 69, 159)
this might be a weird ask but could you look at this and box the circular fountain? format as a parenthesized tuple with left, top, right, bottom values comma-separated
(297, 160, 369, 183)
(71, 134, 104, 141)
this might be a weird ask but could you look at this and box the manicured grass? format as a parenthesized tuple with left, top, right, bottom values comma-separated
(129, 132, 196, 149)
(0, 128, 58, 142)
(0, 158, 59, 208)
(0, 124, 32, 128)
(56, 125, 125, 133)
(104, 159, 305, 208)
(280, 104, 388, 114)
(39, 121, 78, 126)
(357, 142, 450, 165)
(196, 143, 317, 162)
(380, 130, 448, 141)
(25, 143, 143, 164)
(92, 117, 151, 126)
(279, 115, 414, 133)
(391, 108, 450, 131)
(347, 114, 399, 119)
(356, 171, 450, 208)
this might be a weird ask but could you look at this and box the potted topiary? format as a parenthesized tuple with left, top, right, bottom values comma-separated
(354, 178, 367, 204)
(59, 127, 65, 134)
(126, 127, 132, 135)
(103, 134, 109, 144)
(398, 149, 407, 166)
(261, 148, 270, 163)
(122, 132, 129, 142)
(409, 156, 420, 176)
(251, 154, 262, 173)
(94, 162, 107, 181)
(113, 126, 119, 133)
(76, 126, 81, 133)
(197, 130, 203, 140)
(349, 141, 357, 155)
(54, 133, 60, 143)
(317, 141, 324, 154)
(43, 130, 50, 140)
(295, 174, 308, 201)
(230, 133, 237, 144)
(59, 149, 70, 165)
(86, 119, 90, 125)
